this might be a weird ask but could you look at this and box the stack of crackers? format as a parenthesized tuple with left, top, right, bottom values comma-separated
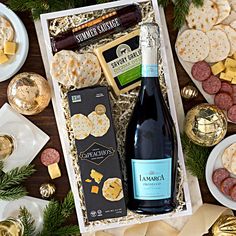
(176, 0, 236, 63)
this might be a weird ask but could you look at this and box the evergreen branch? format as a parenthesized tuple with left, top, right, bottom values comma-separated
(181, 133, 211, 179)
(19, 206, 36, 236)
(54, 225, 80, 236)
(61, 191, 75, 218)
(0, 186, 27, 200)
(191, 0, 203, 7)
(0, 161, 4, 171)
(173, 0, 190, 29)
(0, 165, 36, 190)
(158, 0, 170, 8)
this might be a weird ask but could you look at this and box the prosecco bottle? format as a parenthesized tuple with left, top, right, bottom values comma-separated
(125, 23, 177, 214)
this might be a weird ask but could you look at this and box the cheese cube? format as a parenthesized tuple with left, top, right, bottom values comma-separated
(48, 163, 61, 179)
(225, 58, 236, 68)
(0, 54, 8, 64)
(232, 78, 236, 84)
(4, 41, 16, 55)
(90, 169, 103, 184)
(91, 186, 99, 194)
(211, 61, 225, 75)
(220, 72, 232, 82)
(0, 50, 4, 55)
(225, 68, 236, 80)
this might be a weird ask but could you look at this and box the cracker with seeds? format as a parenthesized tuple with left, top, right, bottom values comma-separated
(0, 16, 14, 50)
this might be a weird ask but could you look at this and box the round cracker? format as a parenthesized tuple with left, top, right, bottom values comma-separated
(228, 0, 236, 11)
(71, 114, 92, 140)
(67, 53, 101, 88)
(212, 0, 231, 24)
(50, 50, 78, 87)
(214, 24, 236, 56)
(205, 29, 230, 63)
(229, 153, 236, 175)
(230, 20, 236, 30)
(0, 16, 14, 50)
(88, 111, 110, 137)
(186, 0, 219, 32)
(222, 143, 236, 170)
(102, 178, 123, 202)
(176, 29, 209, 63)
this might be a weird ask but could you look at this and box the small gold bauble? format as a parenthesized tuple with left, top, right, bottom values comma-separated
(184, 103, 227, 146)
(7, 72, 51, 115)
(212, 215, 236, 235)
(181, 85, 198, 99)
(39, 183, 56, 199)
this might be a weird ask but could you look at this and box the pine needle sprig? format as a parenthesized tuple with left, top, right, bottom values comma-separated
(0, 165, 36, 190)
(19, 206, 36, 236)
(173, 0, 190, 29)
(191, 0, 203, 7)
(53, 225, 81, 236)
(181, 133, 211, 179)
(0, 186, 27, 200)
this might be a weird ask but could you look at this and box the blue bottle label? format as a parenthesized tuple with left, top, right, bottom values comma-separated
(142, 65, 158, 77)
(131, 159, 172, 200)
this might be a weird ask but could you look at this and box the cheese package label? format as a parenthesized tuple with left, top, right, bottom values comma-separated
(95, 30, 141, 96)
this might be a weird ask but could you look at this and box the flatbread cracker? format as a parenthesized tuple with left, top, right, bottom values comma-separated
(0, 16, 14, 50)
(212, 0, 231, 24)
(222, 143, 236, 171)
(176, 29, 209, 63)
(205, 29, 230, 63)
(67, 53, 101, 88)
(88, 111, 110, 137)
(50, 50, 78, 87)
(71, 114, 92, 140)
(102, 178, 123, 201)
(186, 0, 219, 32)
(230, 20, 236, 29)
(214, 24, 236, 56)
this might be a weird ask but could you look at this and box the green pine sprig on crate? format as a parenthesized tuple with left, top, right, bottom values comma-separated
(7, 0, 203, 29)
(18, 191, 80, 236)
(0, 161, 36, 200)
(181, 133, 211, 179)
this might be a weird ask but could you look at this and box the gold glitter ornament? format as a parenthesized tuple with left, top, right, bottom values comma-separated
(184, 103, 227, 146)
(181, 85, 198, 99)
(212, 215, 236, 236)
(39, 183, 56, 199)
(7, 72, 51, 115)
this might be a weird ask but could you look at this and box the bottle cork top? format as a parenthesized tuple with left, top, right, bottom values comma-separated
(140, 23, 160, 48)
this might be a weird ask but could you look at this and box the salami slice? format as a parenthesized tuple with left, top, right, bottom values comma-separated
(219, 82, 233, 95)
(228, 105, 236, 122)
(212, 168, 230, 188)
(191, 61, 211, 81)
(230, 185, 236, 201)
(214, 92, 233, 110)
(202, 75, 221, 94)
(41, 148, 60, 166)
(221, 177, 236, 195)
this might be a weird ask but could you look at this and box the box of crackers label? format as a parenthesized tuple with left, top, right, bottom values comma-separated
(67, 86, 127, 221)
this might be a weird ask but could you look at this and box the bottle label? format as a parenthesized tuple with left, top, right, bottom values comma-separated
(142, 65, 158, 77)
(131, 158, 172, 200)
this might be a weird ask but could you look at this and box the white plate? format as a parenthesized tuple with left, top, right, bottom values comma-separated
(0, 103, 50, 172)
(206, 134, 236, 210)
(0, 3, 29, 82)
(0, 196, 48, 233)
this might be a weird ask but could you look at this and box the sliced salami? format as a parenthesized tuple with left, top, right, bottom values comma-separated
(41, 148, 60, 166)
(191, 61, 211, 81)
(230, 185, 236, 201)
(219, 82, 233, 95)
(212, 168, 230, 188)
(228, 105, 236, 122)
(221, 177, 236, 195)
(214, 92, 233, 110)
(202, 75, 221, 94)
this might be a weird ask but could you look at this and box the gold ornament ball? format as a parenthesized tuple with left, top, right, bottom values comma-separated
(212, 215, 236, 235)
(39, 183, 56, 199)
(181, 85, 198, 99)
(184, 103, 227, 146)
(7, 72, 51, 115)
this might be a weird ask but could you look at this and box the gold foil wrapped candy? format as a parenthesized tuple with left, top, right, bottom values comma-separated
(7, 72, 51, 115)
(181, 85, 198, 100)
(184, 103, 227, 146)
(39, 183, 56, 199)
(212, 215, 236, 236)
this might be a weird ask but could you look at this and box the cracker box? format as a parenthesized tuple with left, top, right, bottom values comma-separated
(67, 86, 127, 221)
